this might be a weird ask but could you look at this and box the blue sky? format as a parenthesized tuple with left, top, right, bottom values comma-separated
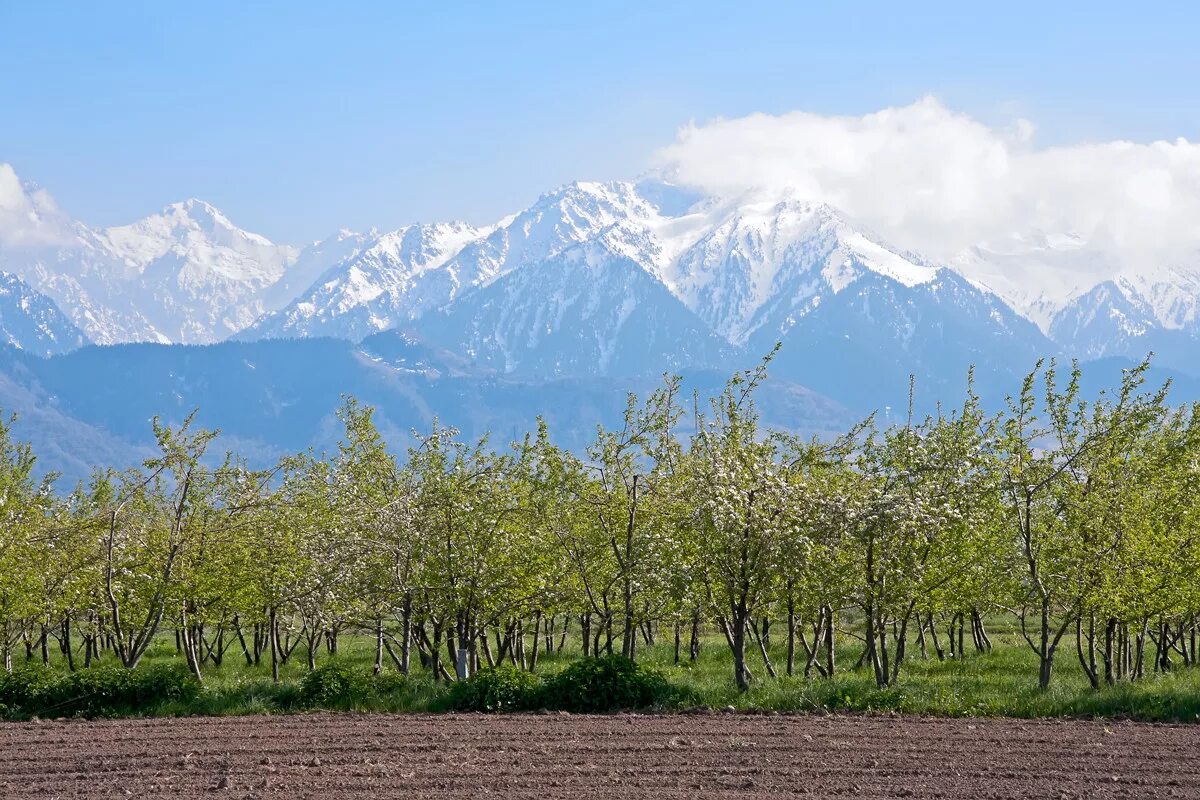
(2, 1, 1197, 243)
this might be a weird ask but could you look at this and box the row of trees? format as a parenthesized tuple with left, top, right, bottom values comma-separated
(1, 354, 1198, 693)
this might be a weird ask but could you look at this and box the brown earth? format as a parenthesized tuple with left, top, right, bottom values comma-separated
(1, 712, 1198, 798)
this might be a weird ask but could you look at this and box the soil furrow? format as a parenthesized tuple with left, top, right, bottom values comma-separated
(1, 713, 1197, 798)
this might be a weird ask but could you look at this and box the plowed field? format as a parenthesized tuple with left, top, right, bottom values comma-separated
(2, 712, 1197, 798)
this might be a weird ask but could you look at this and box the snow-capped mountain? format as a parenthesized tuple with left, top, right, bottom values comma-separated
(640, 196, 1052, 407)
(0, 169, 331, 344)
(457, 180, 662, 274)
(417, 229, 735, 377)
(1046, 278, 1200, 370)
(951, 232, 1113, 333)
(1, 213, 167, 344)
(954, 234, 1200, 373)
(0, 271, 88, 356)
(660, 198, 939, 342)
(94, 199, 299, 342)
(750, 269, 1053, 411)
(242, 221, 484, 341)
(243, 181, 663, 342)
(260, 228, 378, 313)
(5, 165, 416, 347)
(5, 160, 1200, 403)
(329, 185, 1052, 398)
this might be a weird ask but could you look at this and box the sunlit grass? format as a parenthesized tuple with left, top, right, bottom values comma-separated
(6, 627, 1200, 721)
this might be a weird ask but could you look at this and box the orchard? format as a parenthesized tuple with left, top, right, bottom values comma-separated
(1, 353, 1198, 708)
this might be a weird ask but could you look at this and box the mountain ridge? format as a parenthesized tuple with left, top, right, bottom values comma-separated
(0, 163, 1197, 393)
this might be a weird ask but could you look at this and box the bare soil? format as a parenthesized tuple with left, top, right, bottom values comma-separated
(1, 712, 1197, 798)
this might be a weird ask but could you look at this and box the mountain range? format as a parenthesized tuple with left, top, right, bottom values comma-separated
(0, 165, 1197, 481)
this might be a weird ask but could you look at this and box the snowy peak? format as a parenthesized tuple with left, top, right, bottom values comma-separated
(1051, 280, 1155, 349)
(746, 265, 1054, 413)
(418, 241, 734, 378)
(240, 221, 485, 342)
(523, 180, 659, 236)
(240, 181, 668, 344)
(101, 198, 295, 284)
(0, 271, 88, 356)
(368, 221, 483, 278)
(77, 199, 303, 342)
(1045, 278, 1200, 369)
(0, 165, 332, 346)
(261, 227, 378, 312)
(449, 180, 662, 283)
(666, 198, 938, 342)
(1115, 268, 1200, 331)
(952, 230, 1200, 372)
(155, 198, 250, 237)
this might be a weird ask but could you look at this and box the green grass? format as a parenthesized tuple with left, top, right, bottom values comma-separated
(643, 630, 1200, 721)
(3, 628, 1199, 722)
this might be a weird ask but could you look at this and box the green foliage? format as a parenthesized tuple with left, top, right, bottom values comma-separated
(371, 670, 410, 698)
(444, 666, 541, 712)
(296, 661, 373, 709)
(0, 668, 54, 711)
(0, 664, 199, 718)
(538, 655, 683, 712)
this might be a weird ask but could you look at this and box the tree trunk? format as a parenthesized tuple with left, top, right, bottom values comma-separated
(179, 606, 204, 685)
(928, 612, 945, 661)
(889, 608, 914, 684)
(620, 475, 638, 661)
(971, 609, 992, 652)
(1076, 615, 1099, 690)
(751, 619, 777, 679)
(269, 607, 280, 683)
(786, 593, 796, 677)
(1103, 617, 1117, 685)
(528, 611, 543, 672)
(823, 604, 835, 677)
(62, 616, 75, 672)
(1133, 618, 1148, 680)
(400, 594, 412, 675)
(373, 615, 385, 676)
(729, 606, 752, 692)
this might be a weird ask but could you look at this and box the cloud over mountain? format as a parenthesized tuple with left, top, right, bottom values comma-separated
(0, 164, 74, 248)
(655, 97, 1200, 272)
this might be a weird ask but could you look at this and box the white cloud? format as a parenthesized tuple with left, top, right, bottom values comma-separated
(655, 97, 1200, 271)
(0, 163, 74, 248)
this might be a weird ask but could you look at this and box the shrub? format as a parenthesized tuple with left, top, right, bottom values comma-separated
(297, 662, 372, 709)
(371, 670, 410, 698)
(0, 667, 55, 711)
(445, 665, 540, 712)
(0, 663, 199, 718)
(126, 663, 202, 706)
(267, 681, 304, 712)
(538, 655, 681, 712)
